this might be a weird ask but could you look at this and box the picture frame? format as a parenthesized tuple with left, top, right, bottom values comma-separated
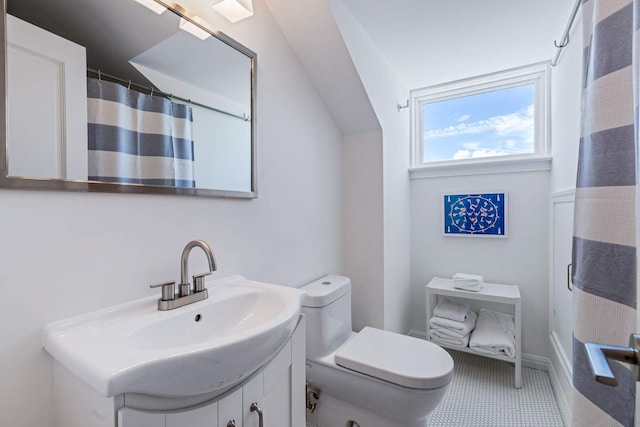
(442, 192, 508, 238)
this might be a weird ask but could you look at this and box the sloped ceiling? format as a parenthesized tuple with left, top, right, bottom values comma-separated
(263, 0, 381, 135)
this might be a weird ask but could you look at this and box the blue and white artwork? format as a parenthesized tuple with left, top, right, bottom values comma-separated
(443, 193, 506, 237)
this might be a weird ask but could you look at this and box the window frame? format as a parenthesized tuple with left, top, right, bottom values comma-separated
(410, 62, 551, 178)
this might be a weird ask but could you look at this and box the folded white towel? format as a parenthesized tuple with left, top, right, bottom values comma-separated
(431, 328, 471, 342)
(430, 331, 470, 348)
(469, 309, 516, 358)
(453, 273, 484, 282)
(453, 281, 483, 292)
(452, 273, 484, 292)
(433, 298, 470, 322)
(429, 310, 478, 338)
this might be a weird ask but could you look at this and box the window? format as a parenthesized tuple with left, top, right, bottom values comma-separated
(410, 63, 550, 178)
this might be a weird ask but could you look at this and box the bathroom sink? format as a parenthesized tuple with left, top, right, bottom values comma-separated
(43, 275, 305, 397)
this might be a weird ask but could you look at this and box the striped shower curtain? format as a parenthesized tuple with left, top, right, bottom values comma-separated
(87, 78, 196, 188)
(572, 0, 639, 426)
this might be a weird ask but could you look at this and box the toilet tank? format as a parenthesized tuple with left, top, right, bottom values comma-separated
(301, 275, 352, 359)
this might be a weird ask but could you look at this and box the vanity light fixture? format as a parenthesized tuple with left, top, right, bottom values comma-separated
(179, 16, 212, 40)
(212, 0, 254, 23)
(133, 0, 167, 14)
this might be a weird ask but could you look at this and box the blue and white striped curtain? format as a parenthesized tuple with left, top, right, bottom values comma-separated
(87, 78, 196, 188)
(572, 1, 639, 425)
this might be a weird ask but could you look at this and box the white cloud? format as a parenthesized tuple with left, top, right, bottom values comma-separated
(453, 148, 508, 159)
(424, 104, 534, 149)
(456, 114, 471, 123)
(453, 149, 471, 159)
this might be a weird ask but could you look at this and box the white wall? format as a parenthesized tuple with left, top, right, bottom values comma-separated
(329, 0, 412, 334)
(0, 1, 344, 426)
(411, 171, 551, 356)
(343, 131, 384, 330)
(550, 18, 582, 193)
(548, 7, 584, 418)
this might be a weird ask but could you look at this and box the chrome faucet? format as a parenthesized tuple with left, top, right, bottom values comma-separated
(150, 240, 217, 311)
(180, 239, 217, 297)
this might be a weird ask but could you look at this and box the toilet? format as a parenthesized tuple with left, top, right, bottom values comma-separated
(302, 275, 454, 427)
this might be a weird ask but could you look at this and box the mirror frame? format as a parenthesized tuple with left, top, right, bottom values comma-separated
(0, 1, 258, 198)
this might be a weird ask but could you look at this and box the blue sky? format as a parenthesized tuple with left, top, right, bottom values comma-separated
(422, 84, 535, 162)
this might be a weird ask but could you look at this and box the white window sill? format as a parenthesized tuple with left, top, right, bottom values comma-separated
(409, 156, 552, 179)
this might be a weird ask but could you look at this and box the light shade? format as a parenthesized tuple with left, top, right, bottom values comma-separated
(212, 0, 253, 23)
(133, 0, 166, 14)
(179, 16, 212, 40)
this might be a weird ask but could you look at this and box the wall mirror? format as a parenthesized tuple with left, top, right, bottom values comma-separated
(0, 0, 257, 198)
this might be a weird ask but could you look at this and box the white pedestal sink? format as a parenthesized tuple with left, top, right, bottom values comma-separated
(43, 275, 305, 398)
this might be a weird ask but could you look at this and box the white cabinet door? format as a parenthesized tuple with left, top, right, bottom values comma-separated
(118, 408, 165, 427)
(166, 402, 218, 427)
(243, 372, 264, 427)
(291, 316, 306, 427)
(263, 341, 293, 427)
(218, 388, 243, 427)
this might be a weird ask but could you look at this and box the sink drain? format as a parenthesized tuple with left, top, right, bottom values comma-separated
(195, 314, 202, 322)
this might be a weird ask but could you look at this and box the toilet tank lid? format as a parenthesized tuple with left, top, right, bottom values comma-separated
(301, 275, 351, 308)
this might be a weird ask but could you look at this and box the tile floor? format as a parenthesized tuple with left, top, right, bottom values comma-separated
(426, 350, 565, 426)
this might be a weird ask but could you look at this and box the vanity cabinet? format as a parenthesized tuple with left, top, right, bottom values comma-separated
(54, 316, 305, 427)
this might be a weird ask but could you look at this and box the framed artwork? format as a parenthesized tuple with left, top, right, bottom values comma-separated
(443, 192, 507, 238)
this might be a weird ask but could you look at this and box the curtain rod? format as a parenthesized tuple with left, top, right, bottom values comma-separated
(87, 68, 250, 122)
(551, 0, 581, 67)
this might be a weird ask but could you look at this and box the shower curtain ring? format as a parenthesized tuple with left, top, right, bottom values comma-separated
(127, 80, 132, 91)
(150, 87, 154, 98)
(98, 70, 102, 84)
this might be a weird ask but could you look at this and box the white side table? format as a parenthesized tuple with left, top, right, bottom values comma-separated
(426, 277, 522, 388)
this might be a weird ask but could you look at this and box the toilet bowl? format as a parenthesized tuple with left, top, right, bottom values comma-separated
(302, 275, 454, 427)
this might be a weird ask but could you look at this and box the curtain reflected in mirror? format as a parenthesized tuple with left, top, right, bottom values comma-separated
(87, 78, 196, 188)
(2, 0, 256, 197)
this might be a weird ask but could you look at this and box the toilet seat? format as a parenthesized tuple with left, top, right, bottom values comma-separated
(335, 327, 454, 389)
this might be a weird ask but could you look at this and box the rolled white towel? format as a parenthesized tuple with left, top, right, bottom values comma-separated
(430, 331, 470, 348)
(469, 309, 516, 358)
(433, 297, 470, 322)
(429, 310, 478, 338)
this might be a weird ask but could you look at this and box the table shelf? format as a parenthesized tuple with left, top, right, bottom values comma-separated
(426, 277, 522, 388)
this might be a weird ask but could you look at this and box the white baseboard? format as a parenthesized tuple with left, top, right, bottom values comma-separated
(549, 333, 573, 426)
(522, 353, 549, 371)
(409, 329, 427, 340)
(548, 354, 572, 426)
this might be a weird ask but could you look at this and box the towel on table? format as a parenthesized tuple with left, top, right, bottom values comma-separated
(433, 297, 470, 322)
(452, 273, 484, 292)
(429, 310, 478, 339)
(429, 331, 470, 348)
(469, 309, 516, 358)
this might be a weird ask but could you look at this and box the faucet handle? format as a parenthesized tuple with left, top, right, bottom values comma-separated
(193, 272, 212, 293)
(150, 281, 176, 301)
